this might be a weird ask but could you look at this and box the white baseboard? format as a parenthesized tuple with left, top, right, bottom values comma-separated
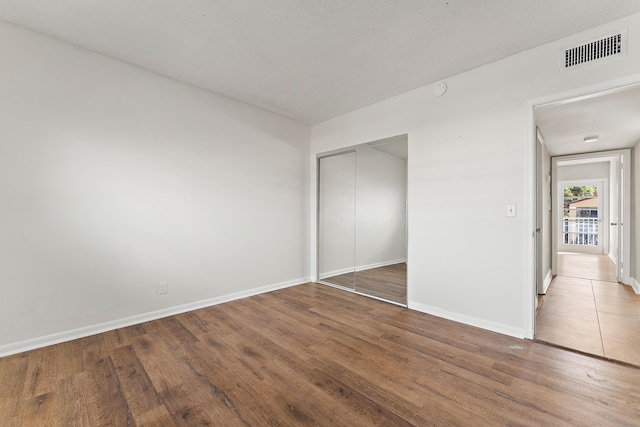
(408, 301, 524, 339)
(319, 258, 407, 279)
(632, 277, 640, 294)
(541, 269, 552, 294)
(319, 267, 353, 280)
(356, 258, 406, 272)
(608, 252, 618, 266)
(0, 277, 310, 358)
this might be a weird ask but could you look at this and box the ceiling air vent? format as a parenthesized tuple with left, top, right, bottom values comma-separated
(563, 31, 626, 70)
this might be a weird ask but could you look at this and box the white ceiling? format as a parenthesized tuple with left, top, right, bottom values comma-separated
(536, 84, 640, 157)
(1, 1, 640, 124)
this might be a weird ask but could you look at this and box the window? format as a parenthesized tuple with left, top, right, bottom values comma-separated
(576, 208, 598, 218)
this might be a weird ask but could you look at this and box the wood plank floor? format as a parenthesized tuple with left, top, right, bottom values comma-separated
(2, 283, 640, 426)
(536, 252, 640, 365)
(322, 263, 407, 304)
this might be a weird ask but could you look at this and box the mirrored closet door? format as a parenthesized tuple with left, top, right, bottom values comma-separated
(318, 151, 356, 290)
(318, 135, 407, 305)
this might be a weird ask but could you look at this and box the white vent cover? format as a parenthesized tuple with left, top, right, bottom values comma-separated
(562, 31, 627, 70)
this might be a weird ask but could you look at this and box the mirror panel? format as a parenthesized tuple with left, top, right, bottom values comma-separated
(355, 140, 407, 304)
(317, 135, 407, 305)
(318, 152, 356, 289)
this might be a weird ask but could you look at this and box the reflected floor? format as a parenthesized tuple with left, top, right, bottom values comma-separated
(321, 263, 406, 305)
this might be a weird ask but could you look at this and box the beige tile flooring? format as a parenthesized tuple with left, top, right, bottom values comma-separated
(536, 253, 640, 366)
(556, 251, 617, 282)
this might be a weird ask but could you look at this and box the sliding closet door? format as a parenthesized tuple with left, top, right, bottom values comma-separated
(317, 135, 407, 305)
(318, 152, 356, 290)
(355, 141, 407, 304)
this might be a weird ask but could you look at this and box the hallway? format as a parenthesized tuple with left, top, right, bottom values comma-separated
(536, 253, 640, 366)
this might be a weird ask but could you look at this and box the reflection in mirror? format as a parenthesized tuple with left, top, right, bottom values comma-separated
(355, 139, 407, 304)
(318, 152, 356, 289)
(317, 135, 408, 306)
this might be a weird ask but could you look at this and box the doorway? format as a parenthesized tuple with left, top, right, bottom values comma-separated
(533, 84, 640, 365)
(549, 152, 629, 287)
(558, 181, 605, 255)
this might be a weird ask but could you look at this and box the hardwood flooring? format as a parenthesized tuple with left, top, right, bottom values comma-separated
(536, 252, 640, 365)
(321, 263, 407, 304)
(3, 283, 640, 426)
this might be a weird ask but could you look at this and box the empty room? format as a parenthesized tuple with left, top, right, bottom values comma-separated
(2, 1, 640, 426)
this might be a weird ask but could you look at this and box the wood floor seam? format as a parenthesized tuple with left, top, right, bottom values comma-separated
(590, 279, 607, 358)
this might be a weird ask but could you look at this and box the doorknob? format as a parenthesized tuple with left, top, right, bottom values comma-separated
(611, 222, 617, 226)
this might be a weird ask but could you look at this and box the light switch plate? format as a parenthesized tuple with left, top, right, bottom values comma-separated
(506, 204, 516, 217)
(158, 282, 168, 294)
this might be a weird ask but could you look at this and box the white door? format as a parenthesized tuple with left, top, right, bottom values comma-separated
(614, 157, 624, 282)
(535, 134, 543, 293)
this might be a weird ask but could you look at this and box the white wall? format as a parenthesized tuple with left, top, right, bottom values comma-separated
(0, 22, 310, 355)
(310, 13, 640, 338)
(557, 162, 610, 181)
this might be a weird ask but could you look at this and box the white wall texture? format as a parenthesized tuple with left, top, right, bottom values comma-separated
(310, 13, 640, 338)
(557, 162, 610, 181)
(0, 22, 310, 355)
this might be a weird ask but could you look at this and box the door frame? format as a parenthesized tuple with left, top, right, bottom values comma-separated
(556, 178, 607, 256)
(550, 152, 630, 280)
(526, 78, 640, 340)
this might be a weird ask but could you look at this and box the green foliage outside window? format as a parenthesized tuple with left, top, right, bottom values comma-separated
(563, 186, 598, 218)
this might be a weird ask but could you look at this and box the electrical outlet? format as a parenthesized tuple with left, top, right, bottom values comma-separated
(158, 282, 168, 295)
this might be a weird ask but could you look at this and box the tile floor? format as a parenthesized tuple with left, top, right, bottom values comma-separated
(556, 251, 617, 282)
(536, 253, 640, 366)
